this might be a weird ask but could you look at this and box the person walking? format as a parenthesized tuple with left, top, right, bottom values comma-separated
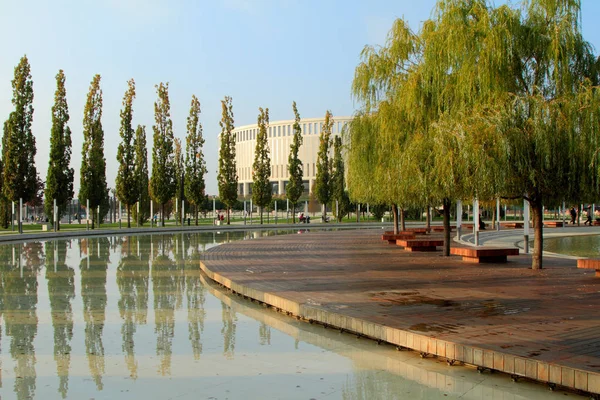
(570, 207, 577, 224)
(584, 205, 593, 226)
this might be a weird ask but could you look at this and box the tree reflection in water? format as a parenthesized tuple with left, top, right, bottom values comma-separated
(4, 243, 40, 400)
(184, 233, 206, 360)
(79, 237, 110, 390)
(45, 240, 75, 398)
(117, 236, 149, 380)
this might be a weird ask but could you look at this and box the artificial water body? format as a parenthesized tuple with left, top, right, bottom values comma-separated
(0, 230, 586, 399)
(544, 233, 600, 257)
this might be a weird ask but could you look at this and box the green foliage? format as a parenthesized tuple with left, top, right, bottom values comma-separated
(79, 74, 109, 228)
(45, 69, 74, 226)
(349, 0, 600, 267)
(217, 96, 237, 224)
(314, 110, 333, 218)
(330, 135, 350, 222)
(149, 82, 176, 226)
(133, 125, 150, 225)
(370, 204, 388, 220)
(116, 79, 138, 228)
(286, 101, 304, 223)
(2, 55, 38, 210)
(184, 95, 207, 225)
(252, 107, 272, 224)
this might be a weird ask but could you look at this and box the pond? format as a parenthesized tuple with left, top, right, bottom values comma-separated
(0, 230, 585, 399)
(543, 234, 600, 257)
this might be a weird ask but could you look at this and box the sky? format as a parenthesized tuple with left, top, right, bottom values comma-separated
(1, 0, 599, 196)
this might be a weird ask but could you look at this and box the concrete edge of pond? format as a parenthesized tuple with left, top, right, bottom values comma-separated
(199, 257, 600, 397)
(0, 222, 392, 244)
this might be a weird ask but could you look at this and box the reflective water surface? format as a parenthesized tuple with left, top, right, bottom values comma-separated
(544, 234, 600, 257)
(0, 230, 586, 399)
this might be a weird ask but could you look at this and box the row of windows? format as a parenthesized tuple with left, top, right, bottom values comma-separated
(235, 121, 348, 143)
(237, 163, 317, 180)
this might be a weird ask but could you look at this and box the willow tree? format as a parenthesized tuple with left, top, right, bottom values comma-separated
(498, 0, 600, 269)
(314, 110, 334, 221)
(217, 96, 237, 225)
(286, 101, 304, 223)
(149, 83, 176, 227)
(79, 74, 109, 229)
(252, 107, 271, 224)
(184, 95, 207, 226)
(45, 69, 74, 230)
(116, 79, 138, 228)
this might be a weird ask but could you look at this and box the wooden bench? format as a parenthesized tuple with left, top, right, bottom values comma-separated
(577, 259, 600, 277)
(431, 226, 455, 232)
(543, 221, 563, 228)
(381, 233, 416, 244)
(396, 239, 443, 252)
(501, 222, 524, 229)
(450, 247, 519, 263)
(404, 228, 428, 235)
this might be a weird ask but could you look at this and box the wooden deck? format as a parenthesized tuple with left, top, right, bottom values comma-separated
(200, 229, 600, 396)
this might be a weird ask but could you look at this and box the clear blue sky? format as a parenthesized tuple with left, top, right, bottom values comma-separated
(1, 0, 599, 196)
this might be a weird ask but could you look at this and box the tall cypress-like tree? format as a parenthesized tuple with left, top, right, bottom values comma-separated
(314, 110, 334, 221)
(45, 69, 74, 230)
(252, 107, 271, 224)
(174, 137, 185, 223)
(133, 125, 150, 225)
(184, 95, 207, 226)
(330, 135, 350, 222)
(2, 55, 37, 231)
(116, 79, 138, 228)
(149, 82, 176, 226)
(286, 101, 304, 224)
(79, 74, 109, 229)
(217, 96, 237, 225)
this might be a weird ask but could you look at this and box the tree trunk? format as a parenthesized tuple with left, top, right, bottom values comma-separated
(491, 207, 496, 230)
(227, 207, 231, 225)
(532, 200, 544, 270)
(260, 206, 263, 225)
(400, 207, 406, 231)
(195, 204, 198, 226)
(426, 205, 431, 232)
(57, 219, 61, 231)
(391, 204, 399, 234)
(442, 198, 451, 257)
(161, 203, 165, 227)
(127, 204, 131, 228)
(577, 204, 581, 226)
(356, 204, 359, 223)
(292, 205, 296, 224)
(322, 203, 326, 223)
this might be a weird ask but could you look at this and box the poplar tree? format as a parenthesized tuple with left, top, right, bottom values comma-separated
(45, 69, 74, 230)
(133, 125, 150, 225)
(149, 82, 176, 226)
(184, 95, 207, 226)
(217, 96, 237, 225)
(79, 74, 109, 229)
(116, 79, 138, 228)
(286, 101, 304, 224)
(252, 107, 271, 224)
(2, 55, 37, 231)
(331, 135, 350, 222)
(174, 137, 185, 223)
(314, 110, 333, 222)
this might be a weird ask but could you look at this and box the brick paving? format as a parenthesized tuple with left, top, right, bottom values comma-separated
(200, 229, 600, 394)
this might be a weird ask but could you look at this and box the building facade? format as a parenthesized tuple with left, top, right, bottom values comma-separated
(222, 116, 352, 197)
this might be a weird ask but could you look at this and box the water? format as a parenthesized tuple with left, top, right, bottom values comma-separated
(0, 230, 585, 399)
(544, 234, 600, 257)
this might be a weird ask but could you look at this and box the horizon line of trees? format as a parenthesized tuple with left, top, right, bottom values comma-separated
(1, 56, 208, 230)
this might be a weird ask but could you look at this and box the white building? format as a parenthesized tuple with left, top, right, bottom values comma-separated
(222, 116, 352, 197)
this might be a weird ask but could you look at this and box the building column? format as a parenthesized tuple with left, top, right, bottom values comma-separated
(278, 180, 284, 195)
(309, 179, 314, 194)
(243, 182, 250, 197)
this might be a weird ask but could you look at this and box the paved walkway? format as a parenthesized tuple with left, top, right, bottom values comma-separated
(200, 228, 600, 396)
